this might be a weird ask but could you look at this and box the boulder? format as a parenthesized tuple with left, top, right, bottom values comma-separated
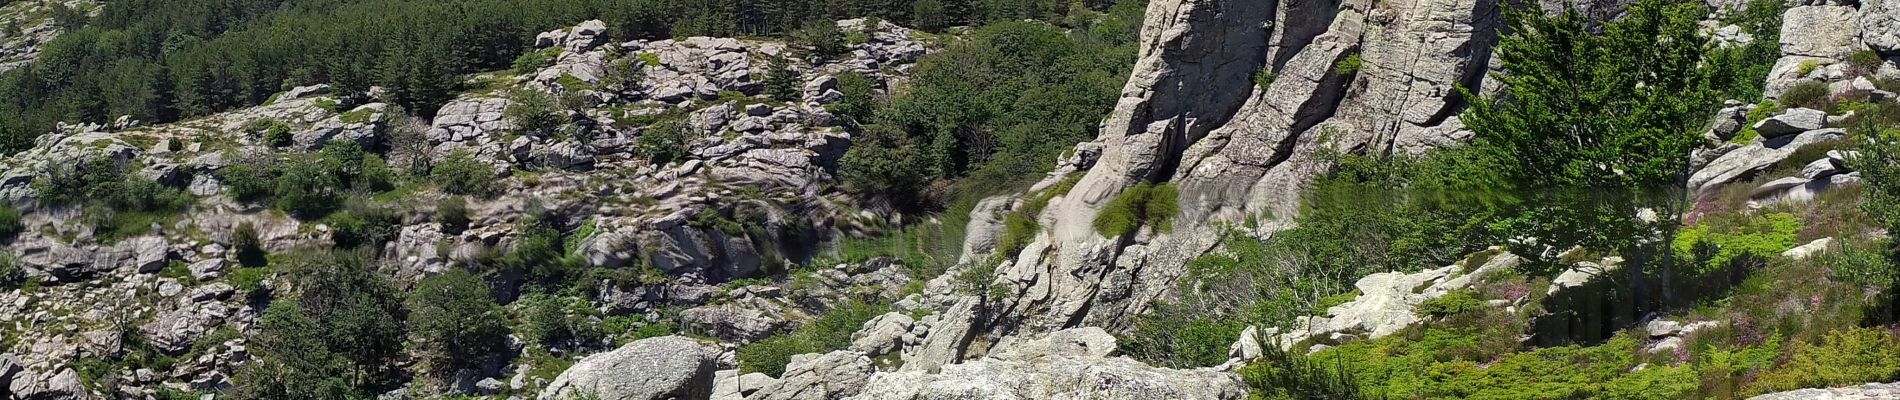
(187, 258, 226, 281)
(1752, 108, 1827, 138)
(847, 312, 913, 356)
(538, 336, 717, 400)
(1783, 237, 1836, 260)
(1689, 128, 1847, 198)
(751, 351, 873, 400)
(1864, 0, 1900, 55)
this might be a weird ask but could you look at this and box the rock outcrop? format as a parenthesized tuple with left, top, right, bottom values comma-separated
(849, 328, 1247, 400)
(539, 336, 719, 400)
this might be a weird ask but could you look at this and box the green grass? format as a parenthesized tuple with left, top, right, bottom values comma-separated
(338, 108, 375, 124)
(1092, 182, 1180, 237)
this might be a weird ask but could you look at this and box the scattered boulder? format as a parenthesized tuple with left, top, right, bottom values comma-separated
(538, 336, 717, 400)
(1748, 382, 1900, 400)
(1752, 108, 1827, 138)
(847, 312, 914, 356)
(1780, 6, 1863, 59)
(1783, 237, 1836, 260)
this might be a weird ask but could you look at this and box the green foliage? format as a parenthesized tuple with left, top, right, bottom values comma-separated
(0, 205, 20, 241)
(338, 108, 376, 124)
(246, 119, 293, 148)
(1092, 182, 1178, 237)
(1253, 68, 1277, 90)
(233, 248, 404, 399)
(508, 89, 565, 137)
(514, 48, 562, 74)
(436, 196, 472, 234)
(1705, 0, 1785, 102)
(1780, 80, 1831, 110)
(408, 269, 509, 379)
(433, 149, 497, 197)
(635, 117, 693, 165)
(1238, 345, 1376, 400)
(323, 201, 402, 249)
(1673, 212, 1800, 273)
(1418, 290, 1485, 317)
(1747, 328, 1900, 395)
(828, 71, 877, 123)
(791, 20, 846, 62)
(1120, 315, 1244, 369)
(1333, 53, 1362, 75)
(514, 294, 602, 349)
(1849, 50, 1884, 75)
(0, 254, 21, 290)
(737, 300, 886, 377)
(843, 17, 1138, 202)
(764, 55, 801, 102)
(233, 221, 268, 268)
(1733, 100, 1779, 143)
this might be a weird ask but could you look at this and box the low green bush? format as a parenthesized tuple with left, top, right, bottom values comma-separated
(436, 196, 471, 234)
(0, 205, 21, 240)
(1747, 328, 1900, 395)
(512, 48, 561, 74)
(1780, 80, 1830, 110)
(1092, 182, 1179, 237)
(432, 149, 496, 197)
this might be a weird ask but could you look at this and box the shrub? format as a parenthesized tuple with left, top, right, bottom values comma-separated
(245, 119, 293, 148)
(737, 301, 885, 377)
(323, 201, 400, 249)
(436, 196, 471, 234)
(1253, 68, 1277, 90)
(1673, 212, 1800, 273)
(635, 118, 692, 165)
(1092, 182, 1180, 237)
(272, 155, 343, 218)
(1747, 328, 1900, 395)
(1418, 290, 1485, 317)
(827, 72, 877, 122)
(233, 222, 268, 268)
(1240, 344, 1375, 400)
(1849, 50, 1884, 75)
(0, 205, 21, 240)
(504, 222, 577, 286)
(0, 254, 22, 290)
(432, 150, 496, 197)
(513, 294, 601, 349)
(512, 48, 560, 74)
(506, 89, 564, 137)
(764, 56, 801, 102)
(1120, 314, 1244, 368)
(1334, 53, 1362, 75)
(1780, 80, 1830, 109)
(604, 57, 645, 88)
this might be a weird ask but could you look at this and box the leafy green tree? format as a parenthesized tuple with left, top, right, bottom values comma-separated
(228, 305, 362, 400)
(233, 248, 405, 399)
(407, 269, 509, 379)
(827, 71, 876, 123)
(274, 155, 345, 218)
(1462, 0, 1718, 310)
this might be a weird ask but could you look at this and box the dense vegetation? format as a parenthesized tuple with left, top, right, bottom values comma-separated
(1126, 0, 1900, 398)
(0, 0, 1131, 155)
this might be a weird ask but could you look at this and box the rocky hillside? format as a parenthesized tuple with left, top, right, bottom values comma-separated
(2, 0, 1900, 397)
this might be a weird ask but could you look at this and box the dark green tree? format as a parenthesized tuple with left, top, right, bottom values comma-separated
(407, 269, 509, 380)
(1462, 0, 1718, 311)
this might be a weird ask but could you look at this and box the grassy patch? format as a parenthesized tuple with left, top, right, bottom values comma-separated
(1092, 182, 1180, 237)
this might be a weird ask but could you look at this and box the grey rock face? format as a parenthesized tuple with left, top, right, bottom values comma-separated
(538, 336, 717, 400)
(1863, 0, 1900, 54)
(1780, 6, 1863, 59)
(679, 303, 789, 342)
(847, 312, 914, 356)
(751, 351, 873, 400)
(850, 328, 1246, 400)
